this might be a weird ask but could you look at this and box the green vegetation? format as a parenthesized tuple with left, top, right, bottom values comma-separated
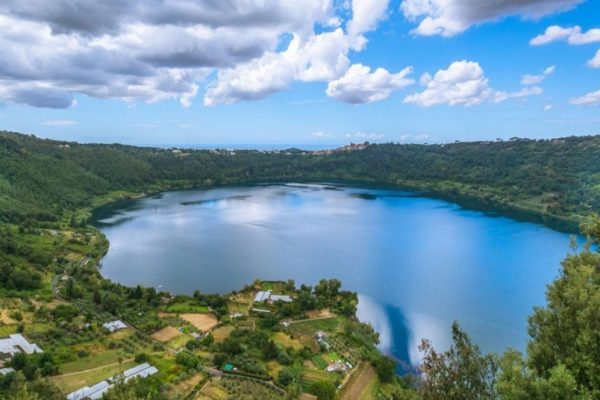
(1, 130, 600, 399)
(1, 131, 599, 232)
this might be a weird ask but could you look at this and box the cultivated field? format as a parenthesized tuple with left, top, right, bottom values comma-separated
(181, 313, 219, 332)
(151, 326, 182, 342)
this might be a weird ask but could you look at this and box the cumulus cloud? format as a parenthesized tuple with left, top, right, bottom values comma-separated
(530, 25, 600, 45)
(326, 64, 414, 104)
(404, 60, 543, 107)
(570, 89, 600, 105)
(588, 49, 600, 68)
(203, 0, 392, 105)
(400, 0, 583, 37)
(521, 65, 555, 85)
(0, 0, 347, 108)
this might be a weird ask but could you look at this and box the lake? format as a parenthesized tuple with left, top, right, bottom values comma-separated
(93, 183, 575, 370)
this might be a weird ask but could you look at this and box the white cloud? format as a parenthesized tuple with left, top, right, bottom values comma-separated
(326, 64, 414, 104)
(346, 0, 389, 37)
(203, 0, 391, 105)
(570, 89, 600, 105)
(346, 131, 385, 140)
(400, 0, 583, 37)
(588, 49, 600, 68)
(41, 119, 77, 126)
(521, 65, 555, 85)
(544, 104, 553, 111)
(530, 25, 600, 45)
(0, 1, 346, 108)
(404, 60, 543, 107)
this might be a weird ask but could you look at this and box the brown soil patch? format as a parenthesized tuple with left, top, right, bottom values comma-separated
(180, 313, 218, 332)
(306, 309, 334, 319)
(151, 326, 182, 342)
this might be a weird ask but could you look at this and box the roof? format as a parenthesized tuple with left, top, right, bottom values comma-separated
(223, 363, 235, 372)
(254, 290, 271, 302)
(0, 367, 15, 375)
(270, 294, 292, 302)
(67, 363, 158, 400)
(123, 363, 158, 382)
(67, 380, 111, 400)
(0, 334, 43, 356)
(102, 320, 127, 332)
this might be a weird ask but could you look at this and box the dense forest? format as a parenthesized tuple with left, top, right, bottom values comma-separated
(1, 130, 600, 232)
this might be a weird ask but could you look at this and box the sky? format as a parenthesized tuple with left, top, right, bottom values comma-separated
(0, 0, 599, 147)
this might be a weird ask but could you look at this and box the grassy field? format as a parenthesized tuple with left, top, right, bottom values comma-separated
(310, 355, 328, 370)
(52, 360, 137, 393)
(59, 351, 123, 374)
(272, 332, 303, 350)
(0, 324, 17, 336)
(289, 317, 342, 336)
(166, 333, 193, 350)
(212, 325, 234, 342)
(166, 300, 211, 313)
(301, 367, 338, 392)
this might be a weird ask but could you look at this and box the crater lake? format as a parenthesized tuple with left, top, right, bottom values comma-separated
(92, 184, 576, 370)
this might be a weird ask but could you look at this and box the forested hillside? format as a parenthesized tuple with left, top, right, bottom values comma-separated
(1, 131, 599, 231)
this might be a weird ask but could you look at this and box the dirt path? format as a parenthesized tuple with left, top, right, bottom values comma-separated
(339, 363, 376, 400)
(57, 358, 134, 377)
(287, 315, 337, 325)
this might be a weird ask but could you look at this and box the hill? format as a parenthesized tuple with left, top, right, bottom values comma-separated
(1, 131, 599, 232)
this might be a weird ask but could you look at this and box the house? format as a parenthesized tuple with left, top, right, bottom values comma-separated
(67, 363, 158, 400)
(326, 361, 348, 373)
(254, 290, 271, 303)
(102, 320, 128, 333)
(0, 334, 43, 357)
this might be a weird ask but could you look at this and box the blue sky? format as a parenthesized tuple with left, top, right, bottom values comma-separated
(0, 0, 598, 147)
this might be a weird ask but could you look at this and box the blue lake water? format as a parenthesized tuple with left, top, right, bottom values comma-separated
(93, 184, 575, 370)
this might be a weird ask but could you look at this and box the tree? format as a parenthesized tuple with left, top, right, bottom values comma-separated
(520, 217, 600, 397)
(278, 368, 295, 386)
(373, 356, 396, 383)
(418, 322, 497, 400)
(310, 380, 336, 400)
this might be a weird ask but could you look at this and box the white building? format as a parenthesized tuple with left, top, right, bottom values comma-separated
(67, 363, 158, 400)
(0, 334, 43, 357)
(102, 320, 128, 333)
(269, 294, 292, 303)
(254, 290, 271, 302)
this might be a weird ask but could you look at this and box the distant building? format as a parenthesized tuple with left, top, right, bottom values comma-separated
(0, 334, 43, 357)
(102, 320, 128, 333)
(0, 367, 15, 375)
(67, 363, 158, 400)
(326, 361, 347, 373)
(254, 290, 271, 303)
(269, 294, 292, 303)
(67, 380, 111, 400)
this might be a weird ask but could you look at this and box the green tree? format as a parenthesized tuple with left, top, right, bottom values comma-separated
(373, 355, 396, 383)
(418, 322, 497, 400)
(310, 380, 336, 400)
